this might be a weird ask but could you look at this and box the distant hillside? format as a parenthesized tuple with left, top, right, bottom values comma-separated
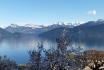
(0, 28, 12, 39)
(39, 27, 68, 39)
(39, 20, 104, 43)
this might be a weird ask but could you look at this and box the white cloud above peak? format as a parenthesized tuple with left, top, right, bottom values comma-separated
(88, 10, 97, 16)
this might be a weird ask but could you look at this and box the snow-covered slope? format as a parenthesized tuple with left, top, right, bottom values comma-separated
(5, 23, 75, 35)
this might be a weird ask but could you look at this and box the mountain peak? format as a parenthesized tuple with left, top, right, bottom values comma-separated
(10, 24, 19, 28)
(96, 19, 104, 23)
(24, 24, 45, 29)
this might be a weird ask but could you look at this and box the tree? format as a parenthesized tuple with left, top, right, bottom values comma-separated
(29, 42, 44, 70)
(0, 55, 17, 70)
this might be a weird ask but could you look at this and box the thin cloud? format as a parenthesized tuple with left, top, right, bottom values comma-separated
(88, 10, 96, 16)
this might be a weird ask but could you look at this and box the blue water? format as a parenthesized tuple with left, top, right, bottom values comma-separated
(0, 37, 103, 64)
(0, 37, 56, 64)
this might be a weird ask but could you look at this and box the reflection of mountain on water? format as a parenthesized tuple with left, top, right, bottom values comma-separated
(0, 36, 104, 64)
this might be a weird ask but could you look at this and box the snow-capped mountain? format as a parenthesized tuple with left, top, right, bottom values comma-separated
(46, 22, 75, 30)
(5, 24, 46, 34)
(8, 24, 45, 29)
(76, 19, 104, 28)
(24, 24, 45, 29)
(5, 23, 75, 35)
(9, 24, 19, 28)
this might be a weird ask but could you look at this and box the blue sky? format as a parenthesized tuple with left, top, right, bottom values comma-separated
(0, 0, 104, 27)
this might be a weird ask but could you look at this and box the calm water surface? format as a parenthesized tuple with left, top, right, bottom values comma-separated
(0, 37, 57, 64)
(0, 37, 103, 64)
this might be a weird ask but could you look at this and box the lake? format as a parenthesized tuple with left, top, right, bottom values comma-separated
(0, 37, 57, 64)
(0, 36, 104, 64)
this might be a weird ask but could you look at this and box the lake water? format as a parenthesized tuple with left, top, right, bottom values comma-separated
(0, 37, 57, 64)
(0, 37, 104, 64)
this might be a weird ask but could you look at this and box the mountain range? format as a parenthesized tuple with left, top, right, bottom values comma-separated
(0, 23, 73, 39)
(0, 19, 104, 43)
(40, 19, 104, 44)
(5, 23, 73, 35)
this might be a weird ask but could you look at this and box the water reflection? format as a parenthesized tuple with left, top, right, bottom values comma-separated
(0, 37, 104, 64)
(0, 37, 57, 64)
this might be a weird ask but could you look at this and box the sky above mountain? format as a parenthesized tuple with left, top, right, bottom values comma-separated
(0, 0, 104, 27)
